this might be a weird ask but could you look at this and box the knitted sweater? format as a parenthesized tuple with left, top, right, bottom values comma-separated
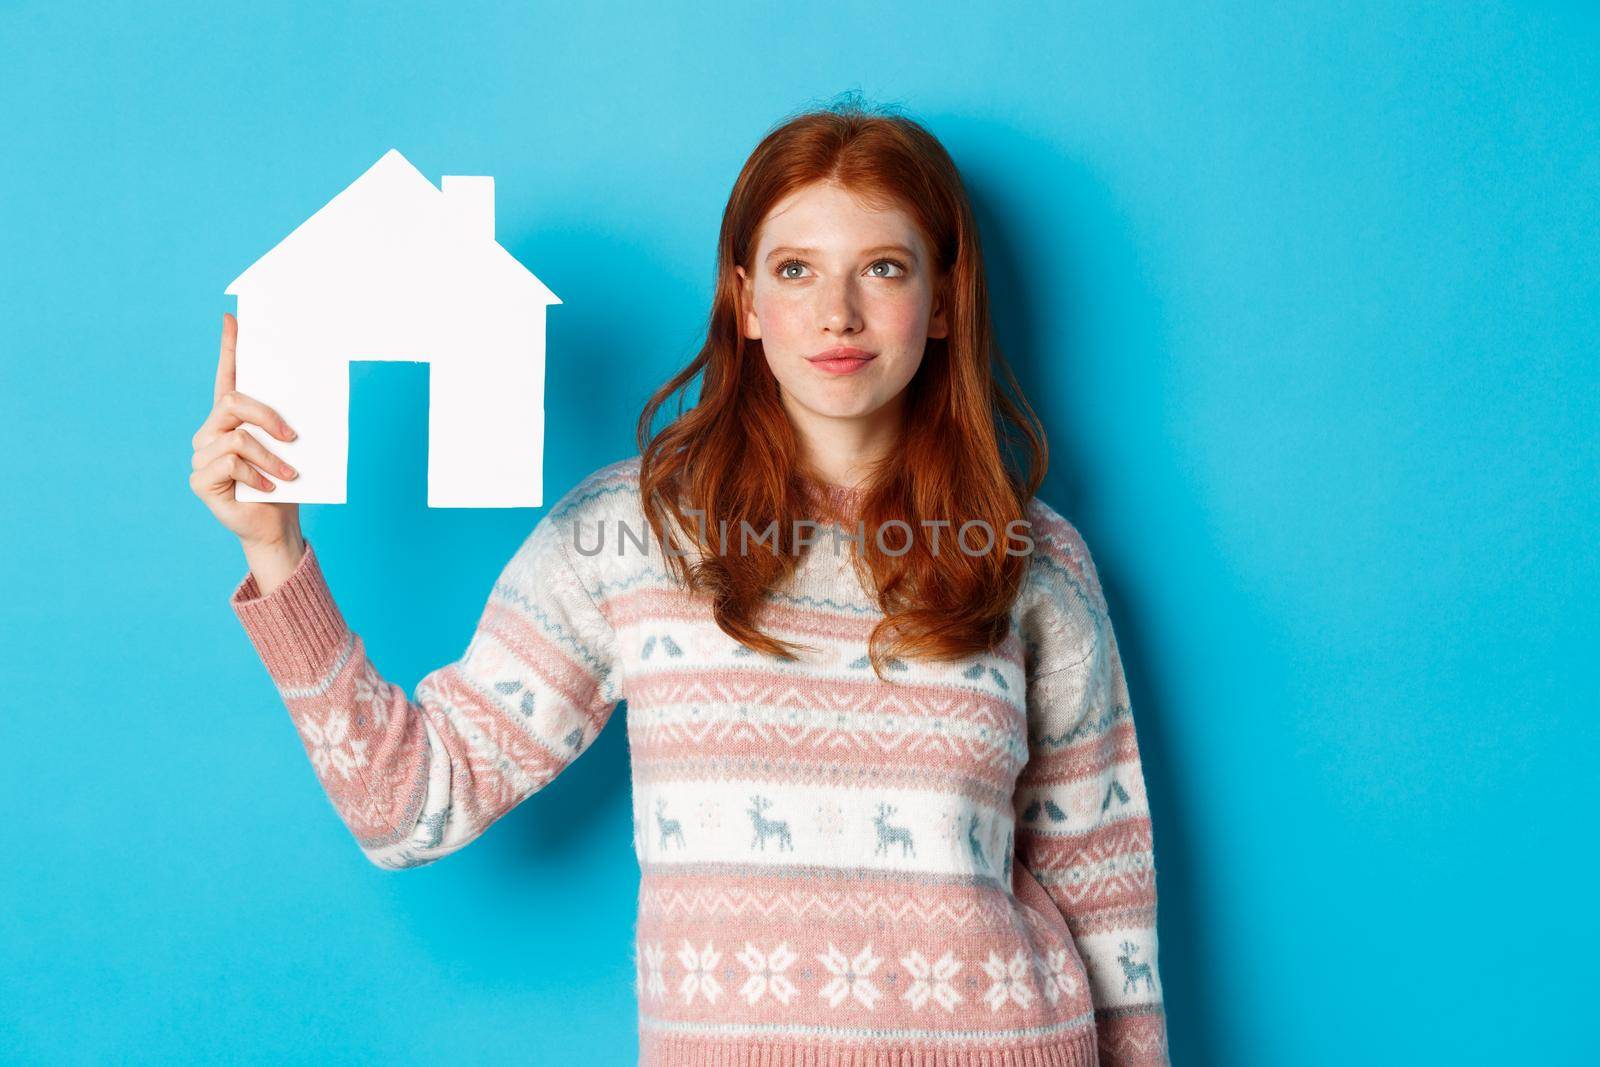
(230, 454, 1170, 1067)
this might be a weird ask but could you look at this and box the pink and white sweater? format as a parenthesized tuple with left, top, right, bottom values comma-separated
(230, 454, 1171, 1066)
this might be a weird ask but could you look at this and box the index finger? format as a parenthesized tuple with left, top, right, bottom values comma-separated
(214, 313, 238, 404)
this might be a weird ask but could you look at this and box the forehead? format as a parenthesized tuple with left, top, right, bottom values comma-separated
(754, 181, 924, 252)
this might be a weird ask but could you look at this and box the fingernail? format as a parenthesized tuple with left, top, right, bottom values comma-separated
(284, 465, 297, 478)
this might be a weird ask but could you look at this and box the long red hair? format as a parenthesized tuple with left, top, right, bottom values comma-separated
(636, 97, 1048, 679)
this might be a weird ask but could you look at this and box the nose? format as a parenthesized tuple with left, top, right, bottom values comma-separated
(818, 275, 863, 336)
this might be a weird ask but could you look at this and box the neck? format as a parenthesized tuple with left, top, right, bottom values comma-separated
(781, 392, 905, 491)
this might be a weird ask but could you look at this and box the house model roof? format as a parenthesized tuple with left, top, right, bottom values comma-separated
(225, 149, 559, 305)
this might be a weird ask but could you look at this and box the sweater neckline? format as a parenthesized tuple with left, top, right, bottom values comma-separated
(799, 473, 867, 516)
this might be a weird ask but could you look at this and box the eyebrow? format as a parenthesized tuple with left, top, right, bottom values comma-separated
(764, 244, 919, 264)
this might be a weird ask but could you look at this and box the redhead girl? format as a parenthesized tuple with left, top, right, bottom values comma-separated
(192, 99, 1171, 1066)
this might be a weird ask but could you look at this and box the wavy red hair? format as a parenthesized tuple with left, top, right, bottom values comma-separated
(636, 96, 1048, 680)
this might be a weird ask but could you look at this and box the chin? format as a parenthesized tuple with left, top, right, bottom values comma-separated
(798, 393, 889, 420)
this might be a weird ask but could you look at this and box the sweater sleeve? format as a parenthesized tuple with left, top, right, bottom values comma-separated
(1013, 528, 1170, 1067)
(229, 509, 623, 870)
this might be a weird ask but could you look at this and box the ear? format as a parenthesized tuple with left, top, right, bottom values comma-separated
(927, 282, 949, 340)
(735, 265, 762, 340)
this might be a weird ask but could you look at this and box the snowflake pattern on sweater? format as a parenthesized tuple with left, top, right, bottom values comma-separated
(230, 454, 1170, 1067)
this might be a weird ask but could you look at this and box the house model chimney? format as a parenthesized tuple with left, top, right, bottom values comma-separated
(441, 175, 494, 242)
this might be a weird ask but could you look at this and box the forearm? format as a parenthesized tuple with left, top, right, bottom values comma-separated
(231, 540, 433, 862)
(229, 518, 624, 869)
(1018, 612, 1169, 1061)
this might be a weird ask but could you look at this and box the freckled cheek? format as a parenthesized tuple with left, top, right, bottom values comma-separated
(867, 293, 934, 347)
(753, 294, 814, 349)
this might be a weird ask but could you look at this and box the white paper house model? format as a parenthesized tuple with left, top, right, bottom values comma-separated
(226, 149, 558, 507)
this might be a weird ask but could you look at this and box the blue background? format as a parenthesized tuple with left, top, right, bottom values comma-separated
(2, 3, 1595, 1064)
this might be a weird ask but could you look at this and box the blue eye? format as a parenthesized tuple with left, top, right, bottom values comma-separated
(777, 260, 807, 279)
(869, 259, 908, 278)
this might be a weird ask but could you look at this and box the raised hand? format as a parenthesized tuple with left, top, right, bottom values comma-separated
(190, 313, 306, 590)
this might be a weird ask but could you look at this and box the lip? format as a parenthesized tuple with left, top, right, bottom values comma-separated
(806, 346, 877, 375)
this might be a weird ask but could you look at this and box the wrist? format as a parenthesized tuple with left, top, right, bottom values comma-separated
(242, 529, 305, 558)
(240, 531, 307, 596)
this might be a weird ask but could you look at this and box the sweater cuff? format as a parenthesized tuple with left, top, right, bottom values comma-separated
(230, 540, 351, 687)
(1096, 1007, 1171, 1067)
